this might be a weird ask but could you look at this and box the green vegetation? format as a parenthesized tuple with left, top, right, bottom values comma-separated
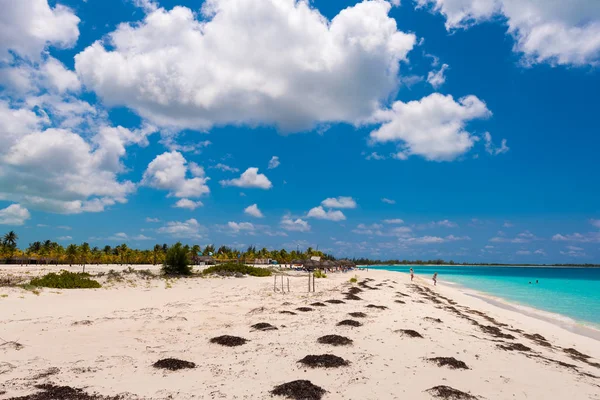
(162, 242, 192, 275)
(349, 276, 358, 283)
(29, 271, 101, 289)
(313, 269, 327, 278)
(203, 263, 271, 277)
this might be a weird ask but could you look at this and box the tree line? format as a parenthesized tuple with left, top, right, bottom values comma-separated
(0, 231, 335, 266)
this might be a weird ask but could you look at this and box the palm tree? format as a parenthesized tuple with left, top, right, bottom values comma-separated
(66, 244, 78, 266)
(80, 242, 91, 271)
(2, 231, 18, 261)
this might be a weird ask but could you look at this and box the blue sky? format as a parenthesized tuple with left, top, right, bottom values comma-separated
(1, 0, 599, 263)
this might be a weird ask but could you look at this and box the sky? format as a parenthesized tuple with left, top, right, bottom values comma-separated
(0, 0, 599, 263)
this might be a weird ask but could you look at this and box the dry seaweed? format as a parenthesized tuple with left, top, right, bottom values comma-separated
(298, 354, 349, 368)
(317, 335, 353, 346)
(426, 385, 477, 400)
(251, 323, 278, 331)
(395, 329, 423, 338)
(336, 320, 361, 327)
(153, 358, 196, 370)
(209, 335, 248, 347)
(270, 380, 326, 400)
(427, 357, 469, 370)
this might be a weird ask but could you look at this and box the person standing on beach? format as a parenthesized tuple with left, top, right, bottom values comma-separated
(410, 268, 414, 281)
(432, 272, 438, 286)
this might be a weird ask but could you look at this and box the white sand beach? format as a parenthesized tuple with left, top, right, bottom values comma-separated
(1, 265, 599, 399)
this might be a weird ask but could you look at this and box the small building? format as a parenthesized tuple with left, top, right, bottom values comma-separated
(254, 258, 271, 265)
(192, 255, 216, 266)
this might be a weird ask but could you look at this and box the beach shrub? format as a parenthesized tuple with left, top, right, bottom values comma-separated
(202, 263, 271, 277)
(30, 271, 101, 289)
(314, 270, 327, 278)
(349, 276, 358, 283)
(162, 242, 192, 275)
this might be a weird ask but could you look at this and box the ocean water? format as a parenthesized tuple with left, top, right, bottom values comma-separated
(369, 265, 600, 327)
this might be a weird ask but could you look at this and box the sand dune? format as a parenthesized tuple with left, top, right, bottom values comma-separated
(1, 266, 599, 399)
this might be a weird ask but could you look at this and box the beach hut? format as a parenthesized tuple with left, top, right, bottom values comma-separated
(193, 255, 216, 266)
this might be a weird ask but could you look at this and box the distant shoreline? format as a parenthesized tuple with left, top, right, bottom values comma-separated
(363, 264, 600, 269)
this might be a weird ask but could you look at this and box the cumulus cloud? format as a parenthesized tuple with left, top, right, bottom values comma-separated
(75, 0, 416, 132)
(381, 198, 396, 204)
(220, 168, 272, 189)
(0, 113, 152, 213)
(365, 152, 386, 160)
(383, 218, 404, 224)
(426, 63, 449, 88)
(414, 0, 600, 66)
(490, 231, 538, 243)
(211, 163, 239, 173)
(0, 0, 80, 61)
(484, 132, 509, 155)
(142, 151, 210, 198)
(244, 204, 264, 218)
(227, 221, 256, 233)
(552, 232, 600, 243)
(417, 219, 458, 229)
(57, 235, 72, 241)
(368, 93, 492, 161)
(321, 196, 357, 209)
(174, 198, 204, 210)
(268, 156, 280, 169)
(397, 234, 470, 245)
(590, 219, 600, 228)
(352, 223, 385, 236)
(157, 218, 205, 239)
(0, 204, 30, 225)
(307, 206, 346, 221)
(281, 215, 310, 232)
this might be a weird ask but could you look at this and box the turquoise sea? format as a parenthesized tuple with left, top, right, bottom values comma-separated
(369, 265, 600, 327)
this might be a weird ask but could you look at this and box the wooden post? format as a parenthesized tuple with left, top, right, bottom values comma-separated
(308, 272, 311, 292)
(312, 273, 315, 293)
(287, 278, 290, 293)
(281, 274, 284, 293)
(274, 275, 277, 292)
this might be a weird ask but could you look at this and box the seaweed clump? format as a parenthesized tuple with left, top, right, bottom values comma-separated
(153, 358, 196, 371)
(426, 385, 477, 400)
(298, 354, 349, 368)
(317, 335, 353, 346)
(427, 357, 469, 370)
(270, 380, 326, 400)
(209, 335, 248, 347)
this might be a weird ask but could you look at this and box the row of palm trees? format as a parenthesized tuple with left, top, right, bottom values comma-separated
(0, 231, 333, 266)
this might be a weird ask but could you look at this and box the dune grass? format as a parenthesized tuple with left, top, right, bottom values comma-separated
(29, 271, 101, 289)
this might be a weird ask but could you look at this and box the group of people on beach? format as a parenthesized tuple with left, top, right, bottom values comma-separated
(409, 267, 438, 286)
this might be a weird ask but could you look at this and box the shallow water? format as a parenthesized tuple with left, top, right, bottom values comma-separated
(370, 265, 600, 327)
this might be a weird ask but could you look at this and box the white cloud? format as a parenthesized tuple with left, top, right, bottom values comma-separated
(244, 204, 264, 218)
(560, 250, 587, 257)
(132, 0, 159, 13)
(107, 232, 153, 241)
(132, 234, 153, 241)
(534, 249, 546, 255)
(268, 156, 280, 169)
(414, 0, 600, 66)
(227, 221, 255, 233)
(0, 204, 30, 225)
(157, 218, 205, 239)
(220, 168, 272, 189)
(484, 132, 509, 155)
(57, 235, 72, 241)
(490, 231, 537, 243)
(211, 163, 239, 173)
(321, 196, 357, 209)
(307, 206, 346, 221)
(352, 223, 385, 236)
(174, 198, 204, 210)
(142, 151, 210, 198)
(365, 152, 386, 160)
(383, 218, 404, 224)
(146, 217, 160, 223)
(566, 245, 584, 251)
(426, 63, 449, 88)
(417, 219, 458, 229)
(381, 198, 396, 204)
(0, 0, 80, 61)
(57, 225, 71, 230)
(590, 219, 600, 229)
(75, 0, 416, 132)
(0, 114, 151, 213)
(398, 234, 470, 245)
(503, 221, 514, 228)
(281, 215, 310, 232)
(369, 93, 492, 161)
(516, 250, 531, 255)
(552, 232, 600, 243)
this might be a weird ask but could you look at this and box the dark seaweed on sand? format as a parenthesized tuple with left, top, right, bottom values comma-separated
(563, 348, 590, 359)
(280, 311, 297, 315)
(296, 307, 314, 312)
(270, 380, 326, 400)
(427, 357, 469, 370)
(325, 299, 345, 304)
(153, 358, 196, 371)
(523, 333, 551, 347)
(317, 335, 353, 346)
(479, 325, 515, 339)
(6, 384, 125, 400)
(365, 304, 388, 310)
(395, 329, 423, 338)
(424, 317, 443, 323)
(347, 287, 363, 294)
(337, 319, 361, 327)
(396, 292, 410, 297)
(348, 312, 367, 318)
(210, 335, 248, 347)
(344, 294, 362, 301)
(426, 385, 477, 400)
(394, 300, 405, 304)
(251, 322, 278, 331)
(497, 343, 531, 352)
(310, 302, 326, 307)
(298, 354, 349, 368)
